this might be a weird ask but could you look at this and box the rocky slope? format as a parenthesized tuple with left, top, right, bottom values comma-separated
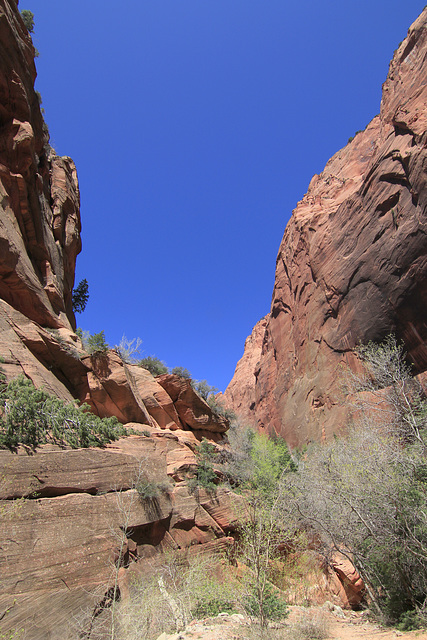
(224, 8, 427, 447)
(0, 1, 390, 636)
(0, 2, 234, 637)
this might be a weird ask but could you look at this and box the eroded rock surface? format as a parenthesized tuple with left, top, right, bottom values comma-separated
(225, 9, 427, 447)
(0, 435, 238, 639)
(0, 1, 81, 331)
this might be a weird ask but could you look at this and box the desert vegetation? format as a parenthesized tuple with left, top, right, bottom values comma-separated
(113, 335, 427, 636)
(0, 373, 125, 450)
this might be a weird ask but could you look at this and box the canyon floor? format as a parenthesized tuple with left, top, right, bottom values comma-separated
(156, 607, 427, 640)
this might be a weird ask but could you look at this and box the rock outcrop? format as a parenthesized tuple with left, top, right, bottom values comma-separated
(0, 3, 235, 637)
(225, 9, 427, 447)
(0, 436, 238, 639)
(0, 1, 81, 331)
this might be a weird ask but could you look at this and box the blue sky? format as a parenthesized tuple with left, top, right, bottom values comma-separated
(27, 0, 425, 391)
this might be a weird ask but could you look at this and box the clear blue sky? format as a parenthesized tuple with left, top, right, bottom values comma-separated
(26, 0, 425, 391)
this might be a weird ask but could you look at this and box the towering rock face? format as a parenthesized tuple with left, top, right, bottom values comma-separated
(225, 9, 427, 447)
(0, 4, 234, 637)
(0, 0, 81, 331)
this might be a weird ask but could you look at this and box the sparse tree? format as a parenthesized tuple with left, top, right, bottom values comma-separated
(114, 335, 142, 363)
(72, 278, 89, 314)
(293, 336, 427, 626)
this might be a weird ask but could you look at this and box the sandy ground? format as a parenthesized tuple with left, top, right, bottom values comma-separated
(156, 607, 427, 640)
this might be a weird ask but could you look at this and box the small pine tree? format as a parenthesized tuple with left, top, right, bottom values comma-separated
(72, 279, 89, 314)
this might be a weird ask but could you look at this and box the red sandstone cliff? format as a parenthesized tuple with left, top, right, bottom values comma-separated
(0, 3, 233, 637)
(224, 9, 427, 447)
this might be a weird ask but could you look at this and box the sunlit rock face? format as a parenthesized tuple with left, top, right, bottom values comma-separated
(0, 0, 81, 331)
(225, 8, 427, 447)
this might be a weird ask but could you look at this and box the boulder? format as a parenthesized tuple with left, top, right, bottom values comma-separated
(157, 374, 229, 433)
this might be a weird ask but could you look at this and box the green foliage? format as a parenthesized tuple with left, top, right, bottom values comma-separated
(72, 278, 89, 314)
(207, 395, 236, 422)
(294, 335, 427, 624)
(171, 366, 192, 379)
(223, 426, 295, 493)
(191, 597, 237, 618)
(243, 581, 288, 621)
(0, 375, 125, 450)
(20, 9, 34, 33)
(396, 609, 425, 631)
(136, 478, 170, 500)
(348, 128, 364, 144)
(77, 329, 109, 355)
(249, 432, 296, 495)
(137, 355, 168, 376)
(193, 379, 218, 400)
(188, 438, 218, 494)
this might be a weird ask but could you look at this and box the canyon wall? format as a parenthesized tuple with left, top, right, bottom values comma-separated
(225, 8, 427, 447)
(0, 3, 234, 637)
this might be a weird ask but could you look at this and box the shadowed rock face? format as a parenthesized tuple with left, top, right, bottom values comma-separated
(0, 0, 81, 330)
(225, 9, 427, 447)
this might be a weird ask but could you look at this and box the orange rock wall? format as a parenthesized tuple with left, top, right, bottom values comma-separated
(225, 9, 427, 447)
(0, 0, 81, 330)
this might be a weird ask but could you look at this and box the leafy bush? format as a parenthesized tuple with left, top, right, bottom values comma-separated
(188, 438, 218, 494)
(243, 581, 288, 621)
(396, 608, 426, 631)
(292, 335, 427, 623)
(223, 426, 295, 492)
(20, 9, 34, 33)
(193, 379, 218, 401)
(72, 279, 89, 314)
(76, 329, 109, 355)
(137, 355, 168, 376)
(117, 552, 239, 636)
(0, 375, 125, 450)
(171, 366, 192, 379)
(136, 479, 171, 500)
(191, 597, 237, 618)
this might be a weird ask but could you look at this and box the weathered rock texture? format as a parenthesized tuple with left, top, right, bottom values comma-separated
(225, 9, 427, 447)
(0, 1, 81, 331)
(0, 3, 234, 637)
(0, 436, 238, 639)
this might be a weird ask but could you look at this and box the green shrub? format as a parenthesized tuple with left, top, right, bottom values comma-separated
(193, 379, 218, 401)
(243, 581, 288, 621)
(0, 375, 125, 450)
(20, 9, 34, 33)
(137, 355, 168, 376)
(207, 395, 235, 421)
(171, 366, 192, 379)
(188, 438, 218, 494)
(136, 479, 171, 500)
(72, 279, 89, 314)
(191, 597, 237, 618)
(396, 609, 425, 631)
(77, 329, 109, 355)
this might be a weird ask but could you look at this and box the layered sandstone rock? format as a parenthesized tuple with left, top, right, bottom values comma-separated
(225, 8, 427, 447)
(222, 317, 267, 427)
(0, 1, 81, 331)
(0, 435, 237, 639)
